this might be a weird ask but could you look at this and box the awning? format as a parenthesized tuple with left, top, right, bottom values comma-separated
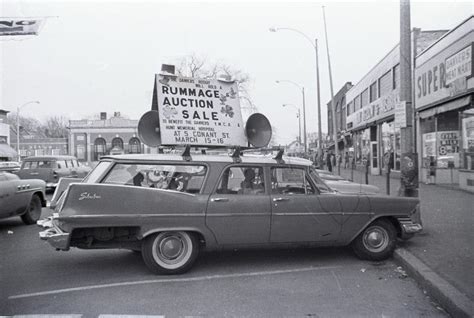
(418, 95, 472, 119)
(0, 143, 18, 159)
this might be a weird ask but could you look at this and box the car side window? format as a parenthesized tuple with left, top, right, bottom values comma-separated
(22, 162, 32, 170)
(38, 161, 52, 168)
(102, 163, 207, 193)
(30, 161, 38, 169)
(57, 160, 66, 169)
(271, 167, 315, 195)
(216, 166, 265, 195)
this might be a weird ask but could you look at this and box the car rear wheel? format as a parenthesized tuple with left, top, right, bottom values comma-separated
(141, 231, 199, 274)
(352, 219, 396, 261)
(21, 194, 42, 225)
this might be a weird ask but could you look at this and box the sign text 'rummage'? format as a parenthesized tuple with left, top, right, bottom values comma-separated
(156, 75, 246, 147)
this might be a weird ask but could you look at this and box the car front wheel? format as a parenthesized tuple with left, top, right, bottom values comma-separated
(141, 231, 199, 274)
(21, 194, 42, 225)
(351, 219, 396, 261)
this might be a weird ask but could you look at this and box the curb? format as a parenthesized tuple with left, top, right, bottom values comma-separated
(394, 248, 473, 318)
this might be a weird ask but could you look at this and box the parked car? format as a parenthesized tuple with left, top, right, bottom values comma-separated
(38, 152, 422, 274)
(0, 161, 21, 173)
(16, 155, 91, 191)
(0, 172, 47, 224)
(316, 169, 380, 194)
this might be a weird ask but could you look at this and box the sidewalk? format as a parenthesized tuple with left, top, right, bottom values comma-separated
(333, 166, 473, 315)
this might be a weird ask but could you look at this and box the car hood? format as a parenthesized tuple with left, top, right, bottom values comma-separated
(324, 180, 380, 194)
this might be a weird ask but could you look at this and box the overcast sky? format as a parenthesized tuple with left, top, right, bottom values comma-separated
(1, 0, 471, 144)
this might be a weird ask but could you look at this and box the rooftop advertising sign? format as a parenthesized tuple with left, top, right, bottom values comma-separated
(0, 18, 43, 36)
(156, 74, 246, 147)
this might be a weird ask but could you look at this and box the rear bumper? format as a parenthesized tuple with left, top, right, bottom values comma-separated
(37, 217, 71, 251)
(397, 217, 423, 239)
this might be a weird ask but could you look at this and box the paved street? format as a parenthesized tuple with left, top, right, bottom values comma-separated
(0, 204, 446, 317)
(337, 166, 474, 301)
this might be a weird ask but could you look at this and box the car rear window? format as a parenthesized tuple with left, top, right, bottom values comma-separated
(83, 161, 112, 183)
(102, 163, 207, 194)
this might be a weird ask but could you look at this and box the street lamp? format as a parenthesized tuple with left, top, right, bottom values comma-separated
(270, 26, 323, 162)
(17, 100, 40, 161)
(282, 104, 301, 144)
(276, 80, 307, 153)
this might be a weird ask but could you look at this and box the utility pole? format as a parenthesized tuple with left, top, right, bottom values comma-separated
(399, 0, 418, 197)
(315, 39, 323, 167)
(322, 6, 339, 161)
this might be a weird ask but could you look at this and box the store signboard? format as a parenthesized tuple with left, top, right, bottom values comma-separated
(422, 132, 436, 157)
(0, 18, 43, 36)
(445, 45, 472, 85)
(347, 91, 399, 131)
(394, 101, 406, 129)
(156, 75, 246, 146)
(415, 17, 474, 110)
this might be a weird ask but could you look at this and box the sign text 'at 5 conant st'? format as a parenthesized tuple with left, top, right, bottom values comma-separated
(156, 75, 247, 147)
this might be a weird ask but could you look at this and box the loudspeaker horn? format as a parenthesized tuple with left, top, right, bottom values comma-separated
(138, 110, 162, 147)
(245, 113, 272, 148)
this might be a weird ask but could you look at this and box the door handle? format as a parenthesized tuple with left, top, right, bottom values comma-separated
(273, 197, 290, 202)
(30, 172, 39, 175)
(211, 198, 229, 202)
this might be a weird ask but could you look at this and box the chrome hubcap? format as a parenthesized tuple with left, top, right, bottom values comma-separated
(363, 227, 388, 252)
(159, 236, 184, 260)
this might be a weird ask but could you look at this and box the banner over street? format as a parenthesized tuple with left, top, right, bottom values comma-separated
(156, 74, 246, 146)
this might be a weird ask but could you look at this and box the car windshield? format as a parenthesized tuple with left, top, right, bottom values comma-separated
(309, 167, 334, 193)
(83, 161, 113, 183)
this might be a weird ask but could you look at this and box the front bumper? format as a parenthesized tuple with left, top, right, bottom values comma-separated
(37, 216, 71, 251)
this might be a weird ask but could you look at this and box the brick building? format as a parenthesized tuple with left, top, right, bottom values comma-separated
(68, 112, 144, 163)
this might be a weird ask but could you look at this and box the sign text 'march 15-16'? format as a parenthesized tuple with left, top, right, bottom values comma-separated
(156, 75, 247, 147)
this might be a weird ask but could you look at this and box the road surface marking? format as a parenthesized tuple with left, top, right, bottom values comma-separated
(9, 265, 343, 300)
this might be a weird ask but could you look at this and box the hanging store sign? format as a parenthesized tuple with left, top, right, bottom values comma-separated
(394, 101, 407, 129)
(156, 75, 246, 146)
(0, 18, 43, 36)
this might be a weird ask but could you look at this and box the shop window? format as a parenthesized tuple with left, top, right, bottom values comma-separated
(354, 95, 361, 111)
(421, 110, 461, 170)
(129, 137, 141, 154)
(461, 110, 474, 170)
(381, 121, 400, 171)
(393, 64, 400, 90)
(379, 70, 392, 97)
(347, 101, 353, 115)
(361, 89, 369, 107)
(112, 137, 123, 149)
(94, 137, 106, 161)
(370, 82, 377, 102)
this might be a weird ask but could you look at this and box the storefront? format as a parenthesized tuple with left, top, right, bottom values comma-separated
(415, 16, 473, 190)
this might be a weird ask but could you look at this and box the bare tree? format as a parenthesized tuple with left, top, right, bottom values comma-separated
(175, 54, 258, 117)
(43, 116, 69, 138)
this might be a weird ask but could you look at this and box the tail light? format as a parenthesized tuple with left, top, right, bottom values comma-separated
(53, 170, 58, 179)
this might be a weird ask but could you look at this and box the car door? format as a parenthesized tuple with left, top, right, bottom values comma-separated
(270, 166, 342, 243)
(206, 165, 271, 245)
(0, 174, 16, 217)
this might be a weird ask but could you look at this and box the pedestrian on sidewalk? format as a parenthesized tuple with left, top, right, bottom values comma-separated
(326, 151, 333, 172)
(344, 152, 349, 168)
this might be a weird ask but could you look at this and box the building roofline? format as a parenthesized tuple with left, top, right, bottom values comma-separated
(416, 15, 473, 59)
